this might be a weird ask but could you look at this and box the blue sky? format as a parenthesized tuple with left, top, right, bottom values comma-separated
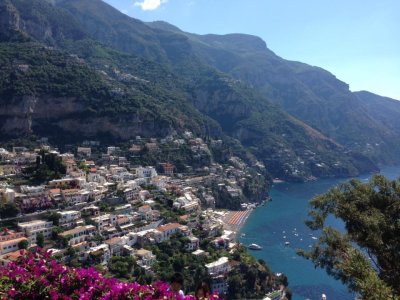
(104, 0, 400, 99)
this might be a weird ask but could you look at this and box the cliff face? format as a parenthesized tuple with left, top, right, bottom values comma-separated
(0, 0, 87, 43)
(0, 41, 210, 142)
(0, 0, 23, 40)
(0, 95, 174, 140)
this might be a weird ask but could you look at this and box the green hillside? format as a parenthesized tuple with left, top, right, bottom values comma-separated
(146, 22, 400, 164)
(0, 0, 384, 179)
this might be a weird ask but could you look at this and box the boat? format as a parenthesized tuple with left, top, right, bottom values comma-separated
(285, 241, 290, 246)
(248, 243, 262, 250)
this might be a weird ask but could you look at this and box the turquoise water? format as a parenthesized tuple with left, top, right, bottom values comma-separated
(239, 165, 400, 300)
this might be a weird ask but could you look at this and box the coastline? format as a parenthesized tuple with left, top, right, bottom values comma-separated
(221, 208, 254, 240)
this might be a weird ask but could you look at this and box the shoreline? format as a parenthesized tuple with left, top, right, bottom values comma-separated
(221, 208, 254, 240)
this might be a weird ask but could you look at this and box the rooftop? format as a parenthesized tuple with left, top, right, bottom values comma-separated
(0, 250, 24, 262)
(205, 257, 229, 269)
(60, 225, 95, 236)
(156, 223, 181, 233)
(62, 189, 80, 194)
(58, 210, 80, 216)
(0, 237, 27, 245)
(105, 237, 122, 245)
(18, 220, 50, 227)
(136, 249, 151, 257)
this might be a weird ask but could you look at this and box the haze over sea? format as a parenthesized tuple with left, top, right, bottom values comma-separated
(239, 165, 400, 300)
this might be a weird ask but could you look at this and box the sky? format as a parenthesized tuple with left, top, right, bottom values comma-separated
(104, 0, 400, 99)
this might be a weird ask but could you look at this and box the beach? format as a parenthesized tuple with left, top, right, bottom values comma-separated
(221, 208, 253, 238)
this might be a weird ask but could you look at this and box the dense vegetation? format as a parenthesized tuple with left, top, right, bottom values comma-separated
(227, 246, 277, 299)
(155, 24, 400, 164)
(23, 150, 66, 184)
(0, 41, 216, 139)
(0, 201, 20, 219)
(300, 175, 400, 300)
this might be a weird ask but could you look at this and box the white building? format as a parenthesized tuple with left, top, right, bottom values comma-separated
(59, 225, 96, 245)
(114, 204, 132, 215)
(134, 248, 156, 271)
(61, 189, 90, 205)
(77, 147, 91, 158)
(205, 257, 230, 277)
(0, 230, 27, 255)
(58, 210, 81, 227)
(121, 232, 138, 247)
(85, 244, 110, 265)
(210, 276, 228, 296)
(136, 166, 158, 178)
(173, 192, 200, 212)
(123, 188, 137, 201)
(155, 223, 188, 243)
(91, 214, 117, 230)
(20, 185, 46, 196)
(186, 236, 199, 252)
(18, 220, 53, 245)
(87, 170, 106, 184)
(107, 147, 120, 156)
(150, 176, 168, 190)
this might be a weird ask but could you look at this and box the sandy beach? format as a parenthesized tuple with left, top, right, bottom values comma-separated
(222, 209, 253, 238)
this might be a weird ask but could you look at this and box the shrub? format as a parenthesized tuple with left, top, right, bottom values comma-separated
(0, 249, 221, 299)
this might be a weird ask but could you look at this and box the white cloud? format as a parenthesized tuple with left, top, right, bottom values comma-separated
(134, 0, 168, 11)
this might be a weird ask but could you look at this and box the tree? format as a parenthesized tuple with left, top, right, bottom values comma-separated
(108, 256, 136, 279)
(0, 202, 20, 219)
(300, 175, 400, 299)
(47, 212, 61, 226)
(18, 239, 28, 250)
(51, 227, 63, 240)
(36, 233, 44, 248)
(227, 273, 243, 299)
(25, 150, 66, 184)
(58, 235, 70, 249)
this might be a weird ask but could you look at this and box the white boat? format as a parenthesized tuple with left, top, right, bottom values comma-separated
(311, 236, 318, 240)
(248, 243, 262, 250)
(285, 241, 290, 246)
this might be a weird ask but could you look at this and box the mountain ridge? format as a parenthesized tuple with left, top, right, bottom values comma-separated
(1, 0, 392, 180)
(145, 21, 400, 163)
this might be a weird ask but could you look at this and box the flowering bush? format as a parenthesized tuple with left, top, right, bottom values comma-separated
(0, 250, 220, 299)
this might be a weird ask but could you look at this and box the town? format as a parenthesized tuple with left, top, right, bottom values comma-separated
(0, 132, 280, 298)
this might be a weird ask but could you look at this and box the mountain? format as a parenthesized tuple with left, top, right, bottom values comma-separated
(147, 22, 400, 164)
(354, 91, 400, 132)
(0, 0, 384, 180)
(0, 41, 218, 143)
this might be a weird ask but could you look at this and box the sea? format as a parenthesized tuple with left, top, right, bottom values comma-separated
(238, 165, 400, 300)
